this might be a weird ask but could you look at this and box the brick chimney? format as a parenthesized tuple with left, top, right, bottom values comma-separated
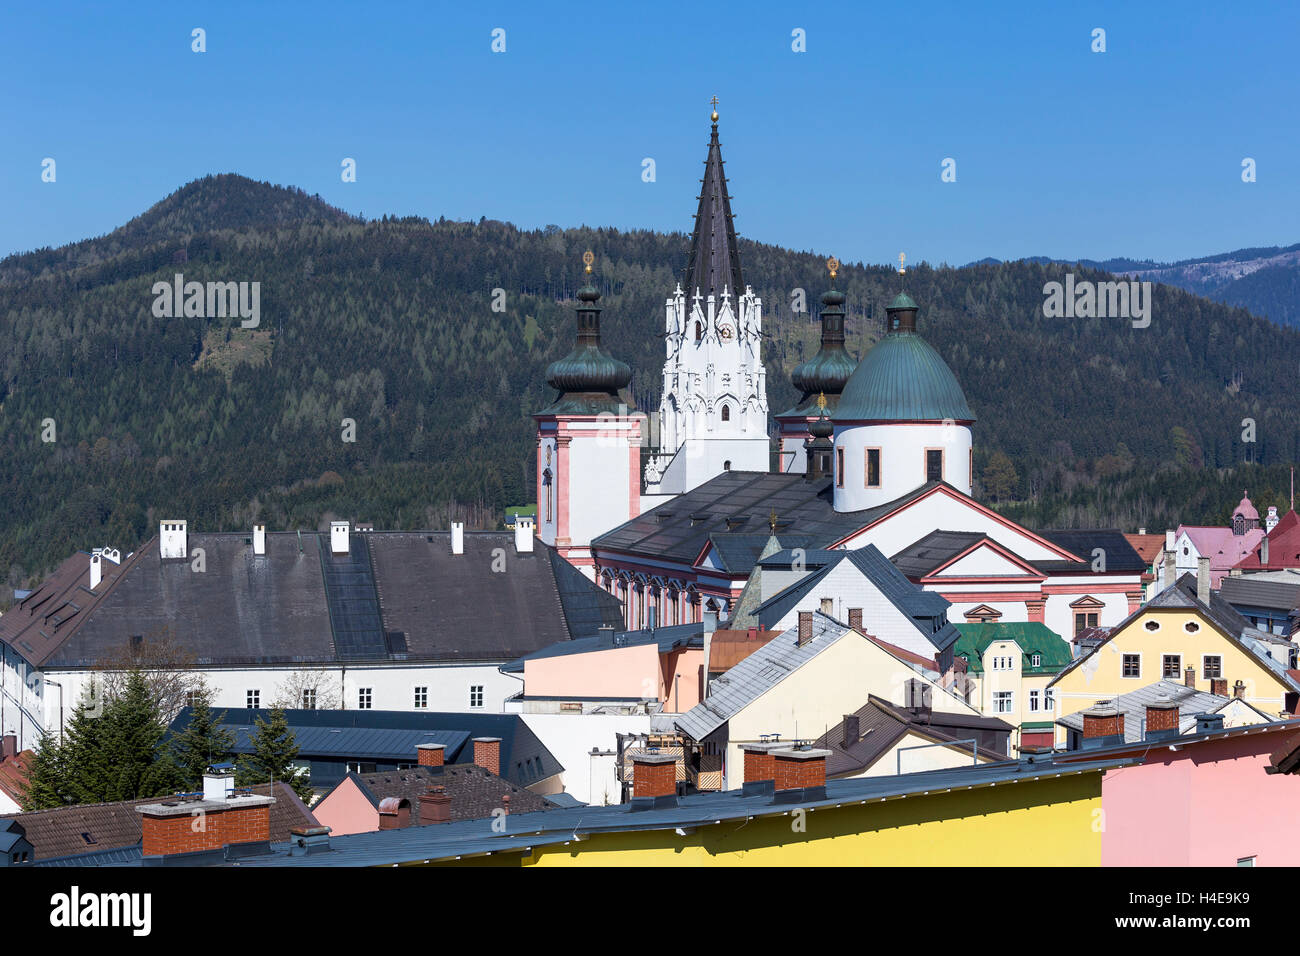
(1210, 678, 1227, 697)
(797, 611, 813, 647)
(848, 608, 863, 632)
(377, 797, 409, 829)
(1081, 701, 1124, 741)
(1145, 696, 1179, 736)
(741, 742, 786, 787)
(0, 734, 16, 761)
(501, 794, 510, 816)
(1185, 666, 1196, 688)
(1197, 555, 1211, 605)
(416, 743, 445, 768)
(418, 786, 452, 825)
(1234, 680, 1247, 699)
(630, 751, 677, 801)
(472, 737, 501, 775)
(772, 748, 830, 793)
(137, 792, 274, 858)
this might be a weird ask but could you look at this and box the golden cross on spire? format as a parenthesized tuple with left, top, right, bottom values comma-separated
(827, 257, 839, 280)
(710, 95, 719, 122)
(768, 509, 778, 534)
(898, 252, 906, 275)
(582, 250, 594, 275)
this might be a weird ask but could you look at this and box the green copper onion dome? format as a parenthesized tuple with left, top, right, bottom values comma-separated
(537, 262, 633, 415)
(781, 278, 857, 417)
(833, 291, 974, 423)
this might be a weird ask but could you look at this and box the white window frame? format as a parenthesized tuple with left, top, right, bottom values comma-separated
(994, 691, 1014, 714)
(413, 686, 428, 709)
(1044, 687, 1055, 712)
(1028, 689, 1040, 712)
(301, 688, 317, 710)
(358, 687, 373, 710)
(246, 689, 260, 709)
(470, 685, 484, 709)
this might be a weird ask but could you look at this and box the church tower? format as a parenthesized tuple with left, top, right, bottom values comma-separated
(832, 279, 975, 513)
(775, 258, 857, 472)
(534, 253, 642, 577)
(644, 103, 769, 495)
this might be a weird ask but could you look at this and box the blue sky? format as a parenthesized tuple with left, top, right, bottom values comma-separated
(2, 0, 1297, 266)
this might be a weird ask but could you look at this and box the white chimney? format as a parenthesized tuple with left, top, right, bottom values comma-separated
(1261, 535, 1270, 566)
(514, 515, 535, 553)
(330, 521, 349, 555)
(160, 520, 188, 560)
(89, 550, 102, 590)
(1164, 530, 1176, 552)
(102, 547, 120, 564)
(202, 768, 234, 802)
(253, 524, 266, 556)
(451, 522, 464, 555)
(1197, 555, 1211, 605)
(1266, 506, 1279, 533)
(1138, 527, 1146, 536)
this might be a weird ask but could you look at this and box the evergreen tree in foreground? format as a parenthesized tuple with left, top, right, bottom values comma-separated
(21, 731, 69, 811)
(235, 706, 313, 803)
(98, 670, 182, 801)
(169, 691, 235, 791)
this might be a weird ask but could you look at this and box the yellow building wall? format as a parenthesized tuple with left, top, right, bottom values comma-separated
(422, 772, 1103, 867)
(1050, 607, 1290, 744)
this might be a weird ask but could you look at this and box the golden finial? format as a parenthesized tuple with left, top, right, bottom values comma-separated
(768, 509, 778, 534)
(898, 252, 906, 275)
(582, 250, 594, 275)
(827, 257, 839, 280)
(816, 391, 827, 411)
(710, 95, 719, 123)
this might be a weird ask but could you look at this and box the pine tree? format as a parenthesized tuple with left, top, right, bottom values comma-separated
(235, 706, 313, 803)
(20, 731, 69, 811)
(169, 691, 235, 790)
(97, 670, 182, 801)
(60, 693, 112, 805)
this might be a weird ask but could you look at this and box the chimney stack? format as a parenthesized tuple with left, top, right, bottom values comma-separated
(772, 748, 830, 795)
(418, 786, 452, 825)
(1145, 697, 1180, 737)
(253, 524, 266, 556)
(416, 743, 445, 768)
(451, 521, 464, 555)
(330, 521, 349, 555)
(1, 735, 16, 761)
(472, 737, 501, 776)
(137, 791, 273, 858)
(1185, 666, 1196, 688)
(703, 609, 719, 632)
(1261, 535, 1270, 566)
(1210, 678, 1227, 697)
(847, 608, 863, 633)
(514, 516, 535, 553)
(89, 550, 102, 590)
(1163, 550, 1176, 588)
(201, 766, 235, 802)
(842, 714, 861, 748)
(741, 742, 783, 790)
(1267, 506, 1280, 533)
(797, 611, 814, 647)
(1081, 701, 1124, 742)
(1234, 680, 1247, 700)
(160, 520, 188, 560)
(1197, 556, 1211, 604)
(630, 751, 677, 803)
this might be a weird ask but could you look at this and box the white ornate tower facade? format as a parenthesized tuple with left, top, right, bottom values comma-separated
(645, 108, 769, 496)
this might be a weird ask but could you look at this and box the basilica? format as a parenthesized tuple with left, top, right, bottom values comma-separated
(533, 107, 1146, 643)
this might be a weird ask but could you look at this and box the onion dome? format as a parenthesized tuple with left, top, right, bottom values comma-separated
(780, 259, 857, 418)
(804, 394, 835, 480)
(537, 255, 633, 416)
(833, 289, 974, 423)
(1233, 493, 1259, 523)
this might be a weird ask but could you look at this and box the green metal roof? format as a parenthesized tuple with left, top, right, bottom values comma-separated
(833, 331, 975, 423)
(953, 622, 1072, 676)
(889, 292, 918, 310)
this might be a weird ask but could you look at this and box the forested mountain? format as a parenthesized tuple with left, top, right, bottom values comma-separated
(3, 174, 1299, 596)
(974, 243, 1300, 329)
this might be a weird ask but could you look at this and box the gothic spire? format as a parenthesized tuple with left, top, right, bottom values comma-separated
(683, 99, 744, 299)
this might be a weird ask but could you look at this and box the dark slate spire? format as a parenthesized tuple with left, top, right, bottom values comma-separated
(683, 102, 744, 298)
(789, 257, 857, 407)
(538, 253, 632, 416)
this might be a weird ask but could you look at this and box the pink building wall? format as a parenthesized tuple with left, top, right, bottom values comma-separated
(522, 645, 706, 713)
(311, 777, 381, 837)
(1102, 731, 1300, 866)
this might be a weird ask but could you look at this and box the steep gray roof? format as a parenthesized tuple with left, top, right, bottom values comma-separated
(675, 613, 851, 742)
(1219, 575, 1300, 612)
(38, 531, 623, 668)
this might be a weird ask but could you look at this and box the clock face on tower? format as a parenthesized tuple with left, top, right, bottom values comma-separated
(718, 323, 734, 341)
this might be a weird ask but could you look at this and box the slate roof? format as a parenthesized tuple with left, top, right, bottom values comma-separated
(753, 545, 960, 652)
(22, 531, 622, 669)
(675, 613, 852, 742)
(171, 709, 564, 789)
(812, 695, 1010, 777)
(1219, 575, 1300, 612)
(683, 113, 744, 299)
(501, 622, 705, 674)
(1056, 679, 1275, 743)
(708, 532, 815, 575)
(0, 781, 313, 862)
(1034, 530, 1147, 573)
(953, 623, 1073, 676)
(339, 762, 555, 822)
(593, 472, 939, 572)
(891, 531, 991, 578)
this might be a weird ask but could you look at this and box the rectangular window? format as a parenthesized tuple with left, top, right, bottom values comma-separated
(470, 685, 484, 709)
(1029, 690, 1040, 712)
(301, 688, 317, 710)
(246, 689, 260, 709)
(184, 691, 202, 708)
(994, 691, 1014, 714)
(1122, 654, 1141, 678)
(1030, 654, 1042, 667)
(1162, 654, 1182, 680)
(358, 687, 373, 709)
(1074, 612, 1098, 635)
(1044, 688, 1055, 712)
(925, 448, 944, 483)
(865, 448, 882, 488)
(836, 447, 844, 488)
(1204, 655, 1223, 680)
(413, 686, 428, 709)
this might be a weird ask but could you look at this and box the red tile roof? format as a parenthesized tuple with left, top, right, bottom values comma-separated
(864, 633, 940, 672)
(1234, 510, 1300, 571)
(1123, 533, 1165, 566)
(0, 752, 34, 807)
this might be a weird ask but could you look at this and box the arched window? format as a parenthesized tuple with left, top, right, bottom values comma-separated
(721, 405, 730, 422)
(723, 460, 731, 471)
(694, 321, 703, 342)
